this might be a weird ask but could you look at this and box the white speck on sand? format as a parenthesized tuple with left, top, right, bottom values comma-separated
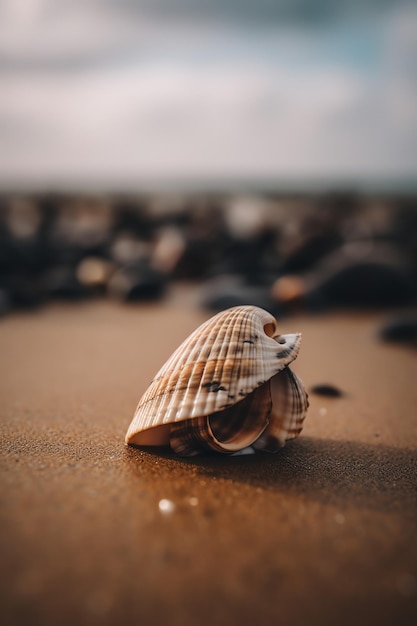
(158, 499, 175, 514)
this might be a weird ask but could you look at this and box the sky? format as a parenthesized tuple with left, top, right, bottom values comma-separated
(0, 0, 416, 190)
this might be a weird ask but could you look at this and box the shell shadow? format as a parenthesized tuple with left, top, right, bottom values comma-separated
(125, 437, 417, 515)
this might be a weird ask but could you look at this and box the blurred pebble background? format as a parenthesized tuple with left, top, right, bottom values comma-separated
(0, 192, 416, 326)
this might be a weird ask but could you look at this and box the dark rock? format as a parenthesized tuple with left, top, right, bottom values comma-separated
(280, 231, 343, 274)
(315, 263, 413, 308)
(43, 266, 86, 299)
(200, 275, 280, 315)
(169, 203, 230, 280)
(0, 198, 50, 274)
(172, 235, 223, 280)
(110, 233, 151, 266)
(273, 243, 417, 312)
(108, 263, 166, 302)
(0, 288, 11, 316)
(379, 313, 417, 347)
(310, 384, 344, 398)
(220, 229, 281, 280)
(6, 275, 45, 309)
(76, 257, 113, 294)
(50, 199, 114, 263)
(113, 198, 152, 238)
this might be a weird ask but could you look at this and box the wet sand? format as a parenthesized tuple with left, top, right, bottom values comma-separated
(1, 299, 416, 626)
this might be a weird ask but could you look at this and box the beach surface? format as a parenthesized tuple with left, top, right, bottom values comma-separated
(1, 298, 416, 626)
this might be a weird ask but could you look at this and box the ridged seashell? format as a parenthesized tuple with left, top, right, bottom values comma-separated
(125, 305, 308, 456)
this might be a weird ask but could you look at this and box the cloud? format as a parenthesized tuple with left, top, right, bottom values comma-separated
(0, 0, 416, 187)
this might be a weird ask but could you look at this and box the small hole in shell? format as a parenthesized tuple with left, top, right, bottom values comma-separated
(264, 322, 276, 337)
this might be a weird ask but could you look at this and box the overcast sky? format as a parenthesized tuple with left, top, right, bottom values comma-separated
(0, 0, 416, 189)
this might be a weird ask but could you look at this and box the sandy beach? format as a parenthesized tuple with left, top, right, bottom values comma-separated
(1, 299, 416, 626)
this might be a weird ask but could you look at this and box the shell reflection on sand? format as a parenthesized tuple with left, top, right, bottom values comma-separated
(125, 305, 309, 456)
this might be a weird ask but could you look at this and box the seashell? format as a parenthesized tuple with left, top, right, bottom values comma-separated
(125, 305, 308, 456)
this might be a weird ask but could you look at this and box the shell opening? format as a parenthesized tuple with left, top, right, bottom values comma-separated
(169, 382, 272, 456)
(263, 321, 277, 337)
(207, 411, 267, 452)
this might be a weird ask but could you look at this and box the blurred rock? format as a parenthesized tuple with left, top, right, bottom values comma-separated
(310, 384, 344, 398)
(1, 198, 48, 274)
(50, 198, 114, 264)
(378, 313, 417, 347)
(145, 194, 190, 228)
(271, 275, 305, 305)
(76, 257, 114, 294)
(201, 275, 278, 314)
(163, 199, 228, 279)
(224, 196, 271, 240)
(280, 231, 343, 274)
(0, 191, 416, 317)
(6, 275, 45, 309)
(222, 196, 281, 279)
(110, 233, 151, 265)
(6, 197, 42, 240)
(150, 226, 186, 274)
(108, 262, 166, 302)
(0, 288, 11, 316)
(113, 198, 151, 237)
(43, 266, 86, 300)
(272, 243, 416, 311)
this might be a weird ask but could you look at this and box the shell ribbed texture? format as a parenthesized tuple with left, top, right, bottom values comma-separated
(126, 305, 301, 442)
(254, 368, 309, 451)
